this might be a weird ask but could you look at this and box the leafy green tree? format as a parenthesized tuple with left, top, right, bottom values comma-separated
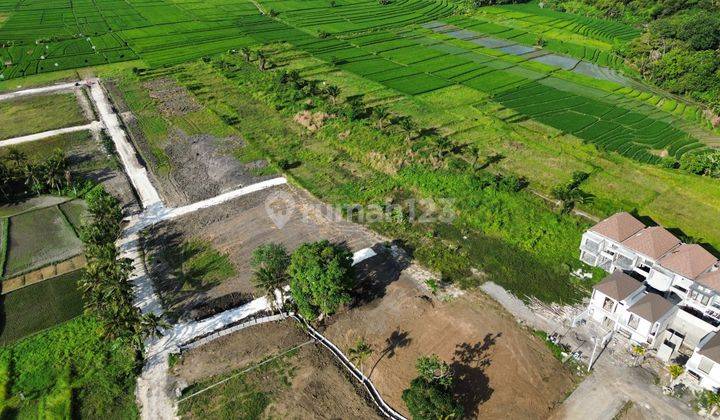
(240, 47, 251, 62)
(257, 50, 267, 71)
(288, 240, 354, 320)
(251, 243, 290, 308)
(348, 337, 374, 371)
(402, 354, 463, 420)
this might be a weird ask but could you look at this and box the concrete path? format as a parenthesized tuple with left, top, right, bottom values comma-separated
(0, 121, 101, 147)
(88, 80, 163, 208)
(0, 81, 83, 101)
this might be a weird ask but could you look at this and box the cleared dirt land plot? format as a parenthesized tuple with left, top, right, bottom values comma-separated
(0, 130, 137, 210)
(143, 184, 381, 320)
(107, 77, 275, 207)
(175, 319, 382, 420)
(324, 252, 575, 419)
(0, 269, 83, 345)
(4, 206, 83, 277)
(0, 92, 88, 140)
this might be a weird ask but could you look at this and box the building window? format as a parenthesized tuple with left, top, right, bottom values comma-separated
(603, 297, 615, 312)
(628, 314, 640, 329)
(691, 290, 711, 306)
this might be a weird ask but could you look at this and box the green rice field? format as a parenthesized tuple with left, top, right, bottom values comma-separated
(0, 269, 84, 345)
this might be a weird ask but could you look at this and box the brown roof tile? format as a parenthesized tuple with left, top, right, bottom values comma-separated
(699, 332, 720, 363)
(627, 293, 675, 323)
(658, 244, 717, 280)
(621, 226, 681, 260)
(593, 271, 644, 301)
(696, 268, 720, 293)
(589, 212, 645, 243)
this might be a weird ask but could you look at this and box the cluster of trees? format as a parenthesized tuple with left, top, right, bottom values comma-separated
(679, 150, 720, 178)
(0, 148, 74, 200)
(79, 188, 163, 349)
(251, 240, 355, 320)
(549, 0, 720, 112)
(402, 354, 464, 419)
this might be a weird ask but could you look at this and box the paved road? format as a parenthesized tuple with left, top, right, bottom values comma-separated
(89, 80, 163, 208)
(0, 121, 101, 147)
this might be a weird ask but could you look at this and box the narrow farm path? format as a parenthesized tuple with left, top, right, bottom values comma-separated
(0, 80, 82, 101)
(0, 121, 101, 146)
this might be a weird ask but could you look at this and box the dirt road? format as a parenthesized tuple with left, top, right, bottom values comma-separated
(0, 121, 101, 145)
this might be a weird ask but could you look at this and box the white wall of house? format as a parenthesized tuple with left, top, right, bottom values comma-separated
(687, 333, 720, 391)
(616, 305, 677, 347)
(669, 308, 718, 350)
(589, 288, 645, 325)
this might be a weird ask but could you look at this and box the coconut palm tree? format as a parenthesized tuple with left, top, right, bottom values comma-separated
(257, 51, 267, 71)
(324, 84, 341, 105)
(241, 47, 251, 62)
(348, 337, 374, 372)
(372, 106, 390, 130)
(251, 243, 290, 309)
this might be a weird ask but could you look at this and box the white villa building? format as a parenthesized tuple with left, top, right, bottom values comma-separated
(580, 212, 720, 390)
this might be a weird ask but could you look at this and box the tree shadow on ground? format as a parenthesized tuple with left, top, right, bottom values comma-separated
(451, 333, 501, 417)
(368, 329, 412, 379)
(141, 224, 223, 321)
(351, 243, 407, 307)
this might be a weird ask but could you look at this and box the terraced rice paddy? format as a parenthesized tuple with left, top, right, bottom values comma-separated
(0, 0, 716, 164)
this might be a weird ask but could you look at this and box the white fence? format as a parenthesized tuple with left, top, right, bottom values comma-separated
(292, 315, 407, 420)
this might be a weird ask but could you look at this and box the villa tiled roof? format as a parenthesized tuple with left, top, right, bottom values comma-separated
(696, 268, 720, 293)
(699, 332, 720, 363)
(593, 271, 644, 302)
(621, 226, 681, 260)
(589, 212, 645, 243)
(627, 293, 675, 323)
(658, 244, 717, 280)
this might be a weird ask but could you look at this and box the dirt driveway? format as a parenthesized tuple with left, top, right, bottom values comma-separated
(323, 251, 576, 419)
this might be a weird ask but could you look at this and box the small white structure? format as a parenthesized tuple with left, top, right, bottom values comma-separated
(687, 331, 720, 391)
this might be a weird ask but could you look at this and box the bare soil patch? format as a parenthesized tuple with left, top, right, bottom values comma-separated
(175, 319, 381, 419)
(324, 251, 576, 419)
(143, 78, 201, 117)
(162, 128, 271, 205)
(142, 184, 381, 321)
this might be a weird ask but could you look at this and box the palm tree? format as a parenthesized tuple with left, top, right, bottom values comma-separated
(257, 51, 266, 71)
(324, 84, 341, 105)
(372, 106, 390, 130)
(241, 47, 251, 62)
(45, 149, 68, 193)
(348, 337, 374, 372)
(251, 243, 290, 309)
(398, 116, 417, 142)
(141, 313, 169, 339)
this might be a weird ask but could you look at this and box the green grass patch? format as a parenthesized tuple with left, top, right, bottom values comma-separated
(157, 239, 236, 292)
(1, 316, 138, 418)
(178, 347, 300, 419)
(4, 206, 83, 277)
(0, 270, 84, 345)
(0, 93, 87, 140)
